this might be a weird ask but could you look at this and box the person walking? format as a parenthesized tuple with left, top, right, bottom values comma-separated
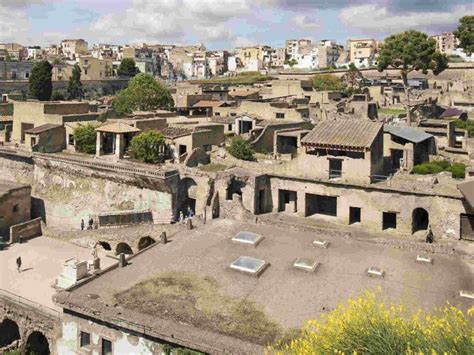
(16, 256, 22, 273)
(81, 219, 85, 231)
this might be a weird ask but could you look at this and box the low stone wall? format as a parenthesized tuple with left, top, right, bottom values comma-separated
(10, 217, 42, 243)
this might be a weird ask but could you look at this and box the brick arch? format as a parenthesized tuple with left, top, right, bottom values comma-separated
(0, 317, 21, 349)
(24, 330, 50, 355)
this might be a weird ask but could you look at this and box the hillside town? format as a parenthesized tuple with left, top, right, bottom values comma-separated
(0, 3, 473, 355)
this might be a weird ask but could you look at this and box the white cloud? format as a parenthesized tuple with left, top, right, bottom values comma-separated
(292, 15, 320, 30)
(0, 5, 31, 43)
(232, 36, 257, 48)
(339, 4, 470, 35)
(86, 0, 253, 44)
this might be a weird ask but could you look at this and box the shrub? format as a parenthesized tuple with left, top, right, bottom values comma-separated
(270, 290, 474, 354)
(129, 130, 166, 164)
(227, 137, 254, 161)
(311, 74, 346, 91)
(453, 119, 474, 138)
(74, 124, 97, 154)
(51, 89, 65, 101)
(412, 160, 466, 179)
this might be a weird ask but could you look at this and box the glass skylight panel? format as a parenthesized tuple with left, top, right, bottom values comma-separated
(293, 257, 320, 272)
(230, 256, 267, 276)
(232, 231, 264, 246)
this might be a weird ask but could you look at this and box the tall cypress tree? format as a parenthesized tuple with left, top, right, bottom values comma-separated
(29, 60, 53, 101)
(67, 64, 84, 100)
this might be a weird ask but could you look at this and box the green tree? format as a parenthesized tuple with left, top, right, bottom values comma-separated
(129, 130, 166, 164)
(117, 58, 139, 77)
(454, 16, 474, 55)
(377, 30, 448, 125)
(74, 124, 97, 154)
(342, 63, 363, 91)
(51, 89, 65, 101)
(285, 58, 298, 68)
(67, 64, 83, 100)
(311, 74, 346, 91)
(228, 137, 254, 161)
(29, 60, 52, 101)
(112, 73, 174, 114)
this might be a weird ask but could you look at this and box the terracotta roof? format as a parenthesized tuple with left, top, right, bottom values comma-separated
(301, 119, 382, 150)
(23, 124, 62, 134)
(159, 126, 192, 139)
(96, 122, 141, 134)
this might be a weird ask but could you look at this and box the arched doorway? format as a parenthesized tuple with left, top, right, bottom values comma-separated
(226, 177, 246, 200)
(412, 208, 429, 233)
(98, 241, 112, 251)
(179, 178, 197, 215)
(138, 236, 155, 251)
(25, 331, 50, 355)
(0, 318, 20, 347)
(116, 242, 133, 255)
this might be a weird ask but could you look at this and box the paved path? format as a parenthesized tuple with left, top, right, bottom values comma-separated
(0, 236, 115, 310)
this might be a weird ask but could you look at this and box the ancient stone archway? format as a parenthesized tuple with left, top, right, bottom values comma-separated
(412, 208, 429, 233)
(98, 241, 112, 251)
(25, 331, 50, 355)
(116, 242, 133, 255)
(0, 318, 21, 348)
(179, 177, 197, 215)
(138, 236, 155, 251)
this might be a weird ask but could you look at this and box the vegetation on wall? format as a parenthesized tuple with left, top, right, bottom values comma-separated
(227, 137, 255, 161)
(112, 73, 174, 114)
(193, 71, 275, 85)
(29, 60, 53, 101)
(377, 30, 448, 125)
(74, 124, 97, 154)
(284, 58, 298, 67)
(311, 74, 346, 92)
(270, 290, 474, 354)
(453, 119, 474, 138)
(129, 130, 166, 164)
(412, 160, 466, 179)
(50, 89, 65, 101)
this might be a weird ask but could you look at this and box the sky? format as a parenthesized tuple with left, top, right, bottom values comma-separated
(0, 0, 472, 49)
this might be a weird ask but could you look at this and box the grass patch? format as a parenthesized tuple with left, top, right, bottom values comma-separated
(192, 72, 275, 85)
(453, 119, 474, 137)
(198, 163, 228, 172)
(378, 108, 406, 116)
(114, 272, 285, 345)
(412, 160, 466, 179)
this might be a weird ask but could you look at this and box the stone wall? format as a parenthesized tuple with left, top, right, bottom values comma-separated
(10, 217, 42, 243)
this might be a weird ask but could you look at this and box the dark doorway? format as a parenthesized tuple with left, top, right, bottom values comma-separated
(383, 212, 397, 230)
(257, 189, 267, 214)
(102, 338, 112, 355)
(179, 144, 187, 156)
(306, 194, 337, 217)
(0, 318, 20, 347)
(179, 178, 197, 215)
(138, 236, 155, 251)
(278, 189, 297, 213)
(25, 331, 50, 355)
(412, 208, 429, 233)
(116, 242, 133, 255)
(102, 132, 114, 154)
(239, 120, 253, 134)
(226, 177, 245, 200)
(391, 149, 403, 170)
(329, 159, 342, 179)
(349, 207, 361, 224)
(460, 213, 474, 241)
(21, 123, 34, 143)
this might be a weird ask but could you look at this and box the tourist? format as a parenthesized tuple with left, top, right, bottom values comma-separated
(88, 217, 93, 230)
(16, 256, 22, 273)
(81, 219, 85, 231)
(179, 211, 185, 224)
(187, 206, 194, 219)
(426, 225, 434, 244)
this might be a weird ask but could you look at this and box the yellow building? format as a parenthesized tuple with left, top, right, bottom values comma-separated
(348, 38, 377, 67)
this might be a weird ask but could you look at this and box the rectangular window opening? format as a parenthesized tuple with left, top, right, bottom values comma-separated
(349, 207, 361, 225)
(101, 338, 112, 355)
(80, 331, 90, 348)
(383, 212, 397, 230)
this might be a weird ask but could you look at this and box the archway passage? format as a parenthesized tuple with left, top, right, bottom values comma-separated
(25, 331, 50, 355)
(138, 236, 155, 251)
(98, 241, 112, 251)
(226, 177, 245, 201)
(116, 242, 133, 255)
(179, 178, 197, 215)
(0, 318, 20, 347)
(412, 208, 429, 233)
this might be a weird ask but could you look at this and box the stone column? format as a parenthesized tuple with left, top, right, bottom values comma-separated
(95, 132, 103, 157)
(115, 133, 124, 159)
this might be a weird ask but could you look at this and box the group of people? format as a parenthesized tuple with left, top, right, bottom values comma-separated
(81, 218, 96, 231)
(178, 206, 194, 224)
